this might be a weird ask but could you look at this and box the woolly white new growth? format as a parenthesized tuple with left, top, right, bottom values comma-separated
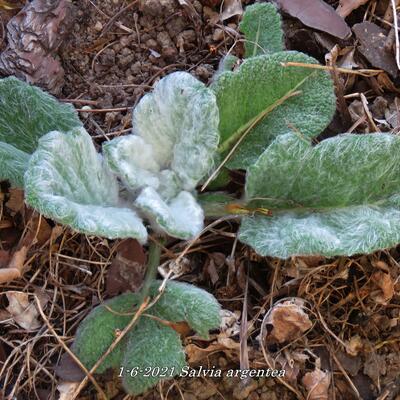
(136, 187, 204, 238)
(104, 71, 220, 239)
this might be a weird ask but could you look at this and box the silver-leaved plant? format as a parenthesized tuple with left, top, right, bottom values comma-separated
(4, 2, 394, 396)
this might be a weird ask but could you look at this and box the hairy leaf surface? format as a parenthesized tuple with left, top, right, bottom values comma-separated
(213, 52, 335, 169)
(240, 3, 283, 58)
(0, 142, 30, 187)
(72, 292, 138, 373)
(149, 280, 221, 338)
(122, 317, 186, 395)
(71, 280, 220, 393)
(104, 71, 219, 192)
(0, 77, 82, 186)
(135, 187, 204, 239)
(0, 77, 82, 152)
(240, 133, 400, 257)
(25, 127, 147, 241)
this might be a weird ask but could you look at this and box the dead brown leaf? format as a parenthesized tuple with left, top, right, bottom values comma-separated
(57, 382, 80, 400)
(0, 250, 11, 268)
(5, 291, 41, 330)
(55, 353, 86, 382)
(335, 351, 362, 376)
(276, 0, 351, 39)
(363, 353, 386, 384)
(0, 245, 28, 283)
(371, 270, 394, 305)
(262, 298, 312, 344)
(336, 0, 369, 18)
(276, 352, 308, 381)
(5, 188, 24, 214)
(302, 368, 331, 400)
(220, 0, 243, 21)
(0, 0, 23, 10)
(377, 72, 400, 94)
(345, 335, 364, 356)
(105, 239, 146, 296)
(186, 338, 239, 363)
(23, 212, 52, 247)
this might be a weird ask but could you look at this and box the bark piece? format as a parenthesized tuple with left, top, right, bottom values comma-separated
(353, 21, 398, 77)
(276, 0, 351, 39)
(0, 0, 73, 94)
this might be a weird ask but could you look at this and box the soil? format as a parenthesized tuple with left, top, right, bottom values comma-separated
(61, 0, 239, 144)
(2, 0, 400, 399)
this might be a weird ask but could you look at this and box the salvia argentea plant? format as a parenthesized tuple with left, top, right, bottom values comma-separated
(1, 2, 396, 395)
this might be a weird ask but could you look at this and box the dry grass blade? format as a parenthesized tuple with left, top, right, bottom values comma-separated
(33, 295, 107, 400)
(282, 61, 383, 76)
(70, 298, 149, 399)
(391, 0, 400, 70)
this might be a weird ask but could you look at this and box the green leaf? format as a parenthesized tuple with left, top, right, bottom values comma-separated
(135, 187, 204, 239)
(104, 71, 220, 193)
(149, 280, 221, 338)
(0, 77, 82, 186)
(71, 280, 220, 394)
(240, 132, 400, 258)
(213, 51, 336, 169)
(0, 77, 82, 152)
(72, 292, 139, 373)
(122, 317, 186, 395)
(240, 3, 283, 58)
(25, 127, 148, 241)
(0, 142, 30, 187)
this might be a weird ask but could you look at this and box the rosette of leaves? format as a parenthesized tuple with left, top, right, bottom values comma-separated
(103, 71, 220, 239)
(239, 132, 400, 258)
(18, 71, 220, 241)
(0, 77, 82, 187)
(71, 280, 221, 395)
(211, 3, 336, 170)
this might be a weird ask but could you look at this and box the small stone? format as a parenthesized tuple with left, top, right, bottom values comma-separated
(80, 106, 92, 118)
(218, 357, 228, 368)
(195, 65, 212, 80)
(94, 21, 103, 32)
(184, 394, 197, 400)
(233, 379, 258, 400)
(180, 29, 197, 43)
(197, 382, 217, 399)
(260, 392, 277, 400)
(120, 35, 133, 47)
(212, 28, 224, 42)
(166, 16, 187, 38)
(105, 112, 119, 127)
(146, 38, 159, 49)
(140, 0, 162, 16)
(162, 47, 178, 59)
(157, 31, 174, 48)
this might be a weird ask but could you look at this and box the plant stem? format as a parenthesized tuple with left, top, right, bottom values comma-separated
(139, 237, 164, 302)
